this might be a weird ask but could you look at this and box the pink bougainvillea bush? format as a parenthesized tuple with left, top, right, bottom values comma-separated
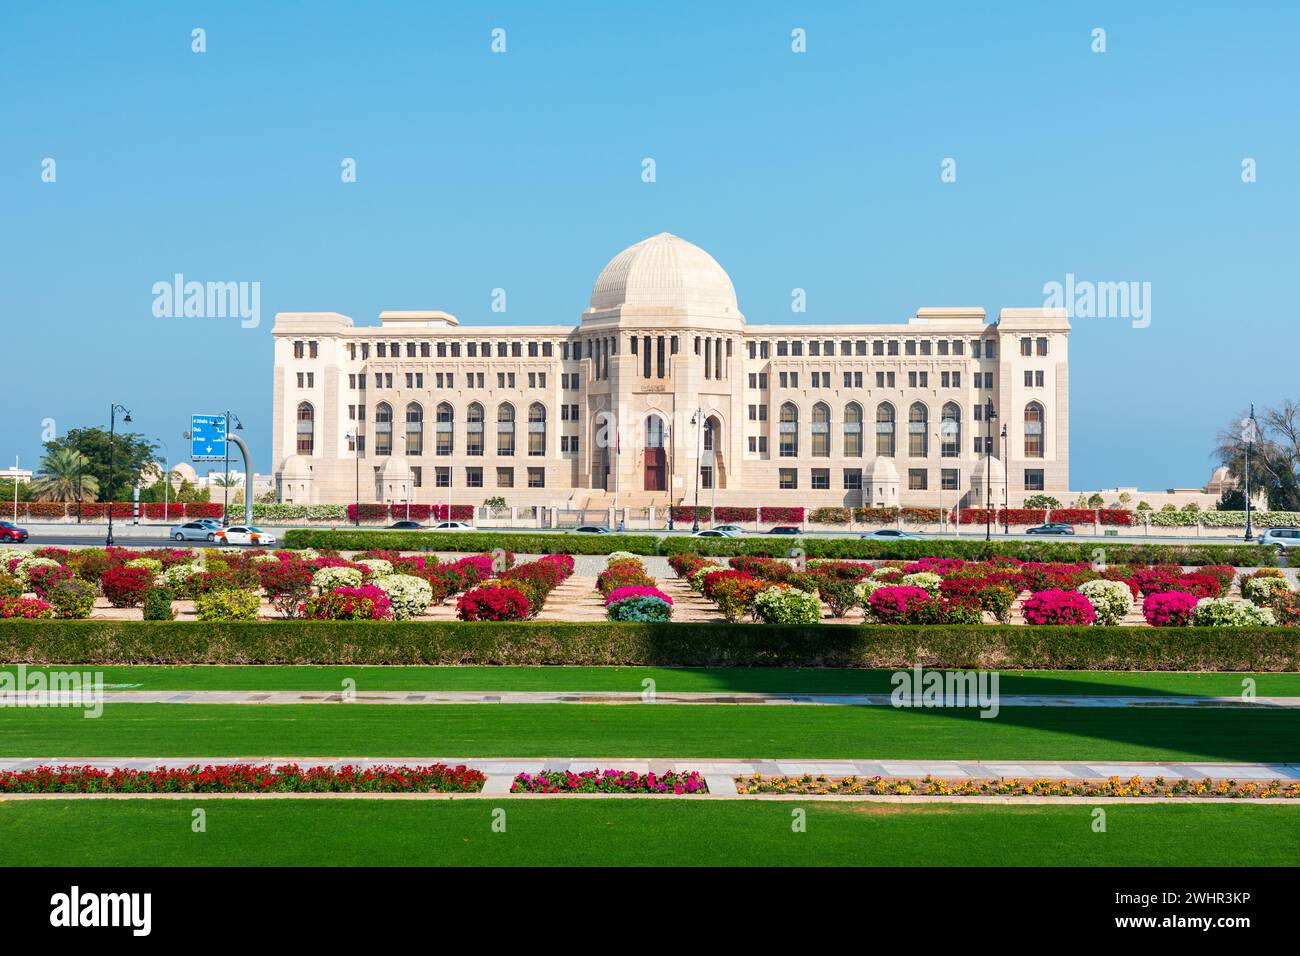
(603, 585, 673, 607)
(300, 586, 393, 621)
(456, 584, 530, 621)
(1022, 589, 1096, 626)
(0, 596, 55, 619)
(1142, 590, 1199, 627)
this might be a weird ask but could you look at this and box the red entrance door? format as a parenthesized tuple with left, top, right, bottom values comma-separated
(644, 448, 666, 491)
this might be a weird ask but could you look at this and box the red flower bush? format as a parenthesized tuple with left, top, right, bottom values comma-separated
(257, 559, 315, 618)
(604, 585, 673, 606)
(456, 584, 529, 621)
(759, 506, 805, 523)
(868, 586, 940, 623)
(1022, 589, 1096, 626)
(0, 596, 55, 619)
(0, 763, 486, 794)
(24, 563, 72, 599)
(1098, 509, 1133, 526)
(100, 566, 155, 607)
(1142, 591, 1199, 627)
(300, 585, 393, 620)
(713, 506, 758, 522)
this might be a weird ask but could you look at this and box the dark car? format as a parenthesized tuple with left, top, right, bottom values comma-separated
(1026, 523, 1075, 535)
(572, 525, 611, 534)
(860, 529, 915, 540)
(387, 521, 426, 530)
(767, 525, 801, 535)
(0, 520, 29, 542)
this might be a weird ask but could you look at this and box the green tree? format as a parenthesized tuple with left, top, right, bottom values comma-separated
(0, 478, 33, 504)
(1217, 488, 1247, 511)
(30, 448, 100, 503)
(44, 427, 159, 503)
(1215, 401, 1300, 511)
(1023, 494, 1061, 509)
(1086, 492, 1105, 508)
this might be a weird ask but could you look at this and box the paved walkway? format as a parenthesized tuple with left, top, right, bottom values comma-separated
(35, 690, 1300, 708)
(3, 757, 1298, 798)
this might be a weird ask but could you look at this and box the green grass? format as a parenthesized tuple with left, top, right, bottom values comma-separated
(0, 799, 1294, 866)
(5, 703, 1299, 761)
(21, 664, 1300, 697)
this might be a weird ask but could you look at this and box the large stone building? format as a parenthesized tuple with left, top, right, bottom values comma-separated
(271, 233, 1069, 512)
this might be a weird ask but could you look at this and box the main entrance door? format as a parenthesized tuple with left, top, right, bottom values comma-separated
(644, 448, 666, 491)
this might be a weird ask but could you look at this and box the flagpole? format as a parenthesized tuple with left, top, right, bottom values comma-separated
(1244, 404, 1255, 543)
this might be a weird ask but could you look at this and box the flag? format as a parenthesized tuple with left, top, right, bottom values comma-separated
(1241, 418, 1258, 443)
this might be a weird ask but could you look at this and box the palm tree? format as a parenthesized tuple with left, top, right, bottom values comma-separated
(31, 448, 99, 503)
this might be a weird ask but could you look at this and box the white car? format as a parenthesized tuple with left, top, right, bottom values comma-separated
(714, 524, 747, 535)
(1257, 527, 1300, 552)
(430, 521, 475, 531)
(692, 529, 733, 538)
(217, 526, 277, 546)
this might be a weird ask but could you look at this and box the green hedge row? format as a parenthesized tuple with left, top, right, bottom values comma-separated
(3, 620, 1296, 670)
(282, 528, 1277, 567)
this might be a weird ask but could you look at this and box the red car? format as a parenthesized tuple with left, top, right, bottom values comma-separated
(0, 520, 29, 542)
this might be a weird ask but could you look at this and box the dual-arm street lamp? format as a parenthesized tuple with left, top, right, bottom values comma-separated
(105, 404, 132, 546)
(221, 411, 244, 526)
(346, 429, 361, 527)
(689, 408, 704, 533)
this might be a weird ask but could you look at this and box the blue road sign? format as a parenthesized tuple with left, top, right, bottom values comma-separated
(191, 414, 227, 461)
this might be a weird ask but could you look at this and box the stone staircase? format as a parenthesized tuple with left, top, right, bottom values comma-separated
(535, 576, 610, 622)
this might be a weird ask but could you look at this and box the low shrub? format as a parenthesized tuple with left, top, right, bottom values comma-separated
(0, 572, 21, 599)
(257, 560, 315, 619)
(1022, 589, 1096, 626)
(46, 578, 97, 620)
(370, 574, 434, 621)
(301, 586, 393, 621)
(194, 588, 261, 622)
(511, 770, 707, 794)
(100, 566, 155, 608)
(1078, 579, 1134, 627)
(1242, 573, 1291, 606)
(0, 597, 54, 619)
(1142, 591, 1199, 627)
(24, 563, 72, 600)
(312, 566, 364, 592)
(817, 578, 861, 617)
(0, 763, 486, 794)
(604, 585, 672, 607)
(753, 586, 822, 625)
(606, 595, 672, 622)
(455, 584, 529, 622)
(1192, 598, 1276, 627)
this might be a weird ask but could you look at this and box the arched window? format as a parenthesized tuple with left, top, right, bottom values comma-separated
(466, 402, 484, 456)
(811, 402, 830, 457)
(703, 417, 715, 452)
(497, 403, 515, 457)
(779, 402, 799, 457)
(296, 402, 314, 455)
(645, 414, 665, 449)
(403, 403, 424, 456)
(374, 402, 392, 456)
(528, 402, 546, 457)
(875, 403, 895, 457)
(908, 402, 929, 457)
(435, 402, 454, 456)
(843, 402, 863, 457)
(1025, 402, 1044, 458)
(940, 402, 961, 458)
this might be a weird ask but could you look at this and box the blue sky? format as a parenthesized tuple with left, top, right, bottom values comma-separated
(2, 1, 1296, 488)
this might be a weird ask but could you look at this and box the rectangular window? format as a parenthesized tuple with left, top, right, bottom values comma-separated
(1024, 468, 1045, 491)
(432, 466, 449, 488)
(844, 372, 852, 388)
(1024, 371, 1033, 387)
(1036, 337, 1048, 356)
(843, 469, 862, 490)
(778, 468, 798, 490)
(466, 467, 483, 488)
(700, 465, 713, 490)
(908, 468, 928, 491)
(1035, 370, 1044, 387)
(941, 468, 959, 491)
(811, 468, 829, 490)
(527, 467, 545, 488)
(496, 467, 514, 488)
(1021, 337, 1032, 357)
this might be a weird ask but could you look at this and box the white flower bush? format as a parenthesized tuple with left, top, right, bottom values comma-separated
(898, 571, 942, 595)
(606, 551, 640, 565)
(687, 565, 723, 591)
(1078, 579, 1134, 626)
(15, 556, 61, 586)
(0, 548, 29, 572)
(354, 558, 393, 576)
(162, 562, 203, 589)
(853, 578, 886, 605)
(1192, 598, 1276, 627)
(251, 553, 283, 565)
(869, 566, 903, 581)
(1241, 575, 1290, 606)
(312, 566, 363, 592)
(753, 586, 823, 625)
(124, 557, 163, 574)
(370, 573, 433, 620)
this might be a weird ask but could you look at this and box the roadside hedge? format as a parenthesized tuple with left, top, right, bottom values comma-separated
(2, 620, 1296, 670)
(282, 529, 1277, 567)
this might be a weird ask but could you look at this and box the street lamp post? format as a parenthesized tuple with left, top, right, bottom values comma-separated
(347, 429, 361, 527)
(666, 423, 674, 531)
(1244, 403, 1256, 542)
(106, 404, 132, 546)
(1001, 423, 1009, 534)
(221, 411, 244, 527)
(984, 402, 997, 543)
(690, 409, 703, 533)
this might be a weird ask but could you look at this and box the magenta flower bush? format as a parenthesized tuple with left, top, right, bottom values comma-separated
(511, 769, 708, 794)
(1142, 590, 1199, 627)
(603, 585, 673, 607)
(1022, 589, 1096, 626)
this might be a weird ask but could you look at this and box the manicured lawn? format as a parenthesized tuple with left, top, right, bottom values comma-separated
(21, 664, 1300, 697)
(0, 799, 1294, 866)
(5, 703, 1299, 761)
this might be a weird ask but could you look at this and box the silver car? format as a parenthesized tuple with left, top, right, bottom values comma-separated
(1257, 527, 1300, 553)
(171, 521, 217, 542)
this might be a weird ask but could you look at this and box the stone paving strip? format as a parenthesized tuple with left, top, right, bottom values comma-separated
(3, 757, 1299, 802)
(25, 689, 1300, 708)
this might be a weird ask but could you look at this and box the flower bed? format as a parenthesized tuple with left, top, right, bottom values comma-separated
(0, 763, 485, 793)
(734, 774, 1300, 799)
(510, 770, 708, 794)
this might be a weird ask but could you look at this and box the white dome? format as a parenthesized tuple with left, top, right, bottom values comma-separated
(867, 458, 899, 482)
(588, 232, 739, 316)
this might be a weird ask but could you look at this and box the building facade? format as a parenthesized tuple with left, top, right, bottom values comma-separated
(271, 233, 1070, 511)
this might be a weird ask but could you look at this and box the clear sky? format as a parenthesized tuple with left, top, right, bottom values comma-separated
(2, 1, 1296, 488)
